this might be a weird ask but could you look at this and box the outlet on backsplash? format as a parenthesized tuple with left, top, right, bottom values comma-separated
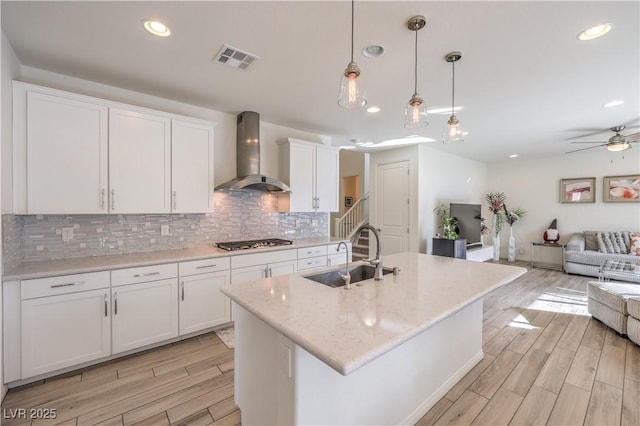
(311, 220, 318, 227)
(61, 227, 74, 242)
(161, 225, 170, 236)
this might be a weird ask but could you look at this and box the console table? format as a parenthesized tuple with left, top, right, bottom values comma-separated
(530, 241, 566, 271)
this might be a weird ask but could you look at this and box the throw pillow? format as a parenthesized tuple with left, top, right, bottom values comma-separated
(630, 233, 640, 256)
(584, 231, 598, 251)
(597, 232, 626, 254)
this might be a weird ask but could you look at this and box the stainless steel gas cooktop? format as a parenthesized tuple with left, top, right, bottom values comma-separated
(216, 238, 293, 251)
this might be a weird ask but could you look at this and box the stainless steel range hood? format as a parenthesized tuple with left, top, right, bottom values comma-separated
(215, 111, 290, 192)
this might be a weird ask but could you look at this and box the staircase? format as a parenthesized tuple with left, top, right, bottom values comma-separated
(351, 227, 369, 262)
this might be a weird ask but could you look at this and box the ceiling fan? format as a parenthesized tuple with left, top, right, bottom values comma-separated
(566, 125, 640, 154)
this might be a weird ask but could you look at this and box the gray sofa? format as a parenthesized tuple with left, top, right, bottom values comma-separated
(564, 231, 640, 283)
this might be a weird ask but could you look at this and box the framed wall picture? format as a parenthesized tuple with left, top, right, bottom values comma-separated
(344, 196, 353, 207)
(603, 175, 640, 202)
(560, 177, 596, 203)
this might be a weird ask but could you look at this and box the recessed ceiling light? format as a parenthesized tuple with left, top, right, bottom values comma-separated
(509, 154, 519, 158)
(366, 106, 380, 113)
(362, 45, 384, 58)
(603, 100, 624, 108)
(578, 23, 612, 41)
(143, 20, 171, 37)
(427, 106, 463, 115)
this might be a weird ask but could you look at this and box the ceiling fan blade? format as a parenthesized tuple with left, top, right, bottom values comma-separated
(565, 144, 606, 154)
(566, 131, 609, 140)
(625, 132, 640, 142)
(570, 141, 607, 144)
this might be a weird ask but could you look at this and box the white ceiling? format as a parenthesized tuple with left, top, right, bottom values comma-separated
(2, 1, 639, 162)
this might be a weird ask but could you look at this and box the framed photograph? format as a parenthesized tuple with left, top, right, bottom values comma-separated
(344, 196, 353, 207)
(603, 175, 640, 202)
(560, 177, 596, 203)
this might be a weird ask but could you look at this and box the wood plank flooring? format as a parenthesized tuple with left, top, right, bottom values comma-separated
(2, 262, 639, 425)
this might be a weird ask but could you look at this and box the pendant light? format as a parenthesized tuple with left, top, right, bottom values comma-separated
(443, 51, 464, 144)
(404, 15, 427, 128)
(338, 0, 366, 108)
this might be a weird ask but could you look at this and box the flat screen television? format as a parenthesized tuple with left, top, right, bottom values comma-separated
(449, 203, 482, 247)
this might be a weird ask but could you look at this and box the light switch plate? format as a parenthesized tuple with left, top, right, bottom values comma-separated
(61, 227, 74, 241)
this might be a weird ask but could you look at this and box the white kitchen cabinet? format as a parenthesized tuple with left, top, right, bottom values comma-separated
(178, 258, 231, 335)
(109, 108, 171, 214)
(172, 119, 215, 213)
(327, 242, 353, 267)
(15, 87, 109, 214)
(278, 138, 339, 212)
(231, 249, 298, 284)
(20, 272, 111, 378)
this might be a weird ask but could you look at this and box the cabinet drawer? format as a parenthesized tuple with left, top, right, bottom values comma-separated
(328, 253, 352, 267)
(21, 271, 110, 300)
(327, 242, 351, 254)
(111, 263, 177, 286)
(231, 249, 297, 269)
(297, 245, 328, 259)
(179, 257, 230, 277)
(297, 256, 328, 271)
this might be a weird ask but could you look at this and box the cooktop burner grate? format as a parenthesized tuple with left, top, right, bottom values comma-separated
(216, 238, 293, 251)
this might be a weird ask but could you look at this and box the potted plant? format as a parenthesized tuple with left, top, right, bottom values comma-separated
(433, 204, 459, 240)
(485, 192, 506, 261)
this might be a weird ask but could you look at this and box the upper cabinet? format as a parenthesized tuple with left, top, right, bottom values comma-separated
(278, 138, 339, 212)
(109, 108, 171, 214)
(171, 120, 215, 213)
(12, 82, 216, 215)
(18, 90, 109, 214)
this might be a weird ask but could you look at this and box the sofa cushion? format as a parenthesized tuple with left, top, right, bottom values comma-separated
(565, 250, 640, 266)
(630, 233, 640, 256)
(628, 297, 640, 319)
(584, 231, 599, 251)
(597, 231, 629, 254)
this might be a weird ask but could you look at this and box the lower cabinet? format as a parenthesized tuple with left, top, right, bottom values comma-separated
(19, 271, 111, 379)
(112, 279, 179, 354)
(179, 270, 231, 335)
(231, 260, 297, 283)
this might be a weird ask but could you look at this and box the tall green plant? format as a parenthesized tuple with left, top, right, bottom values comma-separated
(433, 203, 459, 239)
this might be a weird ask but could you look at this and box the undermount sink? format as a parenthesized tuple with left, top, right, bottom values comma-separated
(303, 264, 394, 288)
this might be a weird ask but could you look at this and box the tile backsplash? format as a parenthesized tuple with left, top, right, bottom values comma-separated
(3, 191, 328, 270)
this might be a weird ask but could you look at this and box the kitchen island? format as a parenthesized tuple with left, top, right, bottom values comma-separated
(221, 252, 527, 425)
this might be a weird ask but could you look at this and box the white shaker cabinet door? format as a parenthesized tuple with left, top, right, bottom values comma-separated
(287, 142, 316, 211)
(179, 270, 231, 335)
(269, 260, 298, 277)
(231, 264, 268, 284)
(21, 289, 111, 378)
(109, 108, 171, 214)
(26, 91, 109, 214)
(112, 279, 179, 354)
(314, 146, 339, 212)
(171, 119, 215, 213)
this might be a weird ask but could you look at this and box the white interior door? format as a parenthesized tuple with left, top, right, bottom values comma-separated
(376, 161, 409, 255)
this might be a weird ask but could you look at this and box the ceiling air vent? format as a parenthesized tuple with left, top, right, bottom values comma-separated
(214, 44, 259, 70)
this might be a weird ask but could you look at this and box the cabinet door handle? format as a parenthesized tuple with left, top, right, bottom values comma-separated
(114, 292, 118, 315)
(111, 189, 115, 210)
(328, 258, 332, 266)
(195, 264, 217, 269)
(173, 191, 177, 210)
(104, 294, 108, 317)
(316, 197, 320, 209)
(50, 281, 85, 288)
(268, 267, 273, 277)
(181, 282, 185, 301)
(100, 189, 106, 210)
(133, 272, 160, 278)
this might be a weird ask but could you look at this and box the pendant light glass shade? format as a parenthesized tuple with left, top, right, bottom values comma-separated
(404, 94, 428, 128)
(606, 141, 630, 152)
(338, 0, 366, 108)
(404, 16, 427, 128)
(443, 51, 464, 144)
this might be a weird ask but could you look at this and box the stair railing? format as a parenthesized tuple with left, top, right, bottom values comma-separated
(334, 193, 369, 239)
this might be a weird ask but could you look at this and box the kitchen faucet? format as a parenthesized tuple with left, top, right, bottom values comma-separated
(352, 224, 384, 280)
(336, 241, 351, 290)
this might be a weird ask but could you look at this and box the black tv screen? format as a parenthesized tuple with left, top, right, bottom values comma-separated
(449, 203, 482, 247)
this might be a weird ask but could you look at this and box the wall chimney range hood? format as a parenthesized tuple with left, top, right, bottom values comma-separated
(215, 111, 291, 192)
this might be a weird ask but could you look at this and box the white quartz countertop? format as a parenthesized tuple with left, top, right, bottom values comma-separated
(221, 252, 527, 375)
(3, 237, 346, 281)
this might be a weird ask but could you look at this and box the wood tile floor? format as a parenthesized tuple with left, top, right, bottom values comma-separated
(2, 262, 639, 425)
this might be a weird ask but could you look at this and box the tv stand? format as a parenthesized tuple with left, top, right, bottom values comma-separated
(466, 245, 493, 262)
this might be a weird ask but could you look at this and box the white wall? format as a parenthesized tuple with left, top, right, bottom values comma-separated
(488, 148, 640, 261)
(17, 66, 329, 191)
(418, 144, 489, 254)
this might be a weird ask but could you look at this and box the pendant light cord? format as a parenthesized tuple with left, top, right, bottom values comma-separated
(350, 0, 355, 62)
(451, 60, 455, 114)
(414, 29, 418, 95)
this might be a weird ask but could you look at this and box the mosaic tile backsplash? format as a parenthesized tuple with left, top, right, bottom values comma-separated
(3, 191, 328, 270)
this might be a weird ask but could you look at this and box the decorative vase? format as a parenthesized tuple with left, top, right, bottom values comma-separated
(493, 231, 500, 261)
(508, 226, 516, 262)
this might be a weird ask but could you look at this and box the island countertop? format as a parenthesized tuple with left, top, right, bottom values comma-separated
(221, 252, 527, 375)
